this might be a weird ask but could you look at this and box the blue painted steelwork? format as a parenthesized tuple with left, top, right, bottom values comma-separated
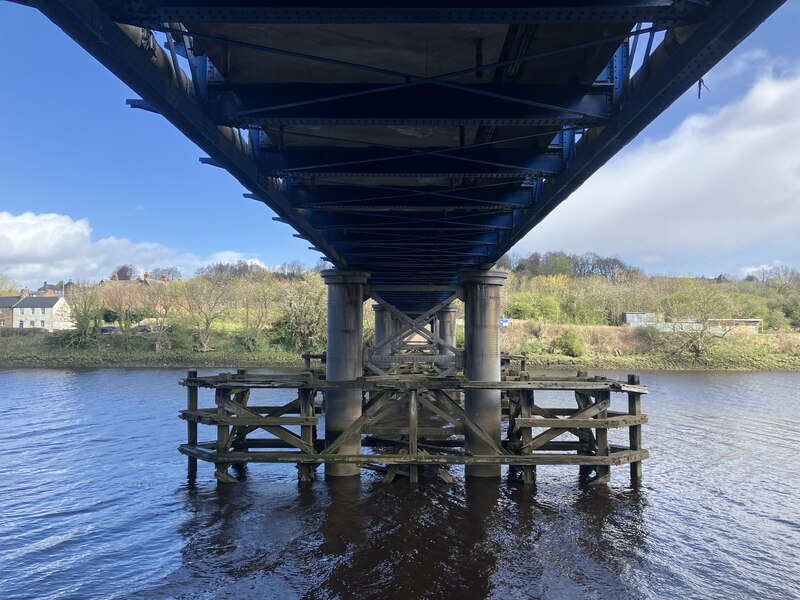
(26, 0, 786, 314)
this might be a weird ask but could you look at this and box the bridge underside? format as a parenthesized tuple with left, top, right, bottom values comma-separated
(28, 0, 785, 314)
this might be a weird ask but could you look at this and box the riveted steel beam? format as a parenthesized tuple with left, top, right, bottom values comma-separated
(108, 1, 708, 26)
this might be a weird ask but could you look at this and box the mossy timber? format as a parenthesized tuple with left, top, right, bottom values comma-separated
(180, 368, 648, 486)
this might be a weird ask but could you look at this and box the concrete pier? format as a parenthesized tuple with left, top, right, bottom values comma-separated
(460, 270, 508, 478)
(322, 269, 369, 476)
(437, 306, 457, 355)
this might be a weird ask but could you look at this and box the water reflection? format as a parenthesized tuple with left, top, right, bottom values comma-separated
(147, 475, 654, 599)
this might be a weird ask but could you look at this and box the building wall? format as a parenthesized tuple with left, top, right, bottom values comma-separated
(0, 307, 12, 327)
(51, 299, 73, 331)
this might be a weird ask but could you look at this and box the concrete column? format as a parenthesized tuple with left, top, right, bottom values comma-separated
(460, 270, 508, 478)
(372, 304, 390, 356)
(437, 306, 458, 355)
(321, 269, 369, 477)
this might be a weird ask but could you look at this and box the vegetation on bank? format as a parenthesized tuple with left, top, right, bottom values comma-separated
(3, 321, 800, 371)
(3, 254, 800, 370)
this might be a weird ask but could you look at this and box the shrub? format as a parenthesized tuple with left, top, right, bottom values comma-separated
(551, 329, 584, 357)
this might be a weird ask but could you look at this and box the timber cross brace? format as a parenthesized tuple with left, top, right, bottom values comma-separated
(179, 369, 648, 487)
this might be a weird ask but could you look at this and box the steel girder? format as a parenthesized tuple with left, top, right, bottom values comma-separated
(28, 0, 787, 313)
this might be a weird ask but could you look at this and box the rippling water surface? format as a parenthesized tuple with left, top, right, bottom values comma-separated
(1, 368, 798, 599)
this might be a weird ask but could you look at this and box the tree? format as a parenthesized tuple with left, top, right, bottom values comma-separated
(64, 285, 104, 347)
(141, 282, 177, 351)
(149, 266, 182, 281)
(661, 280, 737, 356)
(235, 271, 275, 351)
(196, 260, 265, 280)
(101, 283, 146, 347)
(175, 276, 231, 351)
(0, 274, 18, 295)
(271, 274, 327, 351)
(111, 264, 139, 281)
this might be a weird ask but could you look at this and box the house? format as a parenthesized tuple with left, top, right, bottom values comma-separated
(12, 296, 73, 332)
(36, 281, 64, 297)
(0, 296, 18, 328)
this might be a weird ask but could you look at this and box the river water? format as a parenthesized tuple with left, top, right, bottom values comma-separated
(0, 368, 798, 599)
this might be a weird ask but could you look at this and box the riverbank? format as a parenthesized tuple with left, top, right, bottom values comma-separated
(2, 324, 800, 370)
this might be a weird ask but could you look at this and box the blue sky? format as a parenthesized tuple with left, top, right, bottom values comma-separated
(1, 1, 799, 286)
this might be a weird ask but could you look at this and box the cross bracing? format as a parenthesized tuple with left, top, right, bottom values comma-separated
(24, 0, 786, 314)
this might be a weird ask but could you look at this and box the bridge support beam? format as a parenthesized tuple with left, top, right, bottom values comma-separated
(322, 269, 369, 476)
(437, 306, 458, 356)
(460, 270, 508, 478)
(372, 304, 390, 356)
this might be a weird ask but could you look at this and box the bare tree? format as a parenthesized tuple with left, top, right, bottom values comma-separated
(101, 283, 145, 347)
(111, 264, 139, 281)
(149, 266, 183, 282)
(175, 276, 231, 351)
(142, 282, 177, 351)
(0, 274, 18, 295)
(661, 280, 736, 356)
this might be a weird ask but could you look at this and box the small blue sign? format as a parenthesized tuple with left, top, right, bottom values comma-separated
(499, 317, 509, 328)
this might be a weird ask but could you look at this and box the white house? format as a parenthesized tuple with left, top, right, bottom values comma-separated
(12, 297, 73, 332)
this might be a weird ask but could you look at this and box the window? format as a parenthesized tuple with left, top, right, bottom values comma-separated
(19, 320, 23, 328)
(41, 308, 46, 315)
(30, 320, 35, 327)
(40, 321, 45, 328)
(19, 308, 24, 315)
(0, 319, 4, 326)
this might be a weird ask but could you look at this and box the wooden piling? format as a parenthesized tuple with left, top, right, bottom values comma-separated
(186, 369, 198, 479)
(408, 389, 419, 485)
(628, 374, 643, 483)
(592, 390, 611, 485)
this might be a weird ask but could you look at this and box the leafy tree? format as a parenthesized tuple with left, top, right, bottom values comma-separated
(551, 329, 584, 357)
(271, 274, 327, 351)
(64, 286, 104, 347)
(235, 271, 275, 351)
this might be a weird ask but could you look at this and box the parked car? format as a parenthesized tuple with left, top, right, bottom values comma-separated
(100, 326, 119, 334)
(133, 325, 152, 333)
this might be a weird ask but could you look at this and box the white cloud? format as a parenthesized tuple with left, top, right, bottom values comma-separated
(518, 65, 800, 273)
(0, 211, 263, 288)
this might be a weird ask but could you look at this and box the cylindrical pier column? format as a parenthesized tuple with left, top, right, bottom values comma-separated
(372, 304, 390, 356)
(460, 270, 508, 478)
(437, 306, 458, 355)
(321, 269, 369, 477)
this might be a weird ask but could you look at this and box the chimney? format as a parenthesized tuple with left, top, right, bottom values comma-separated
(161, 274, 168, 283)
(143, 272, 149, 280)
(112, 272, 119, 281)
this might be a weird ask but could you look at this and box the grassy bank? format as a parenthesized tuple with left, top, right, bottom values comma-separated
(2, 323, 800, 370)
(499, 320, 800, 371)
(0, 333, 305, 369)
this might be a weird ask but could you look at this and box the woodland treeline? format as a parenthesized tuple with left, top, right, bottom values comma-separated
(8, 252, 800, 354)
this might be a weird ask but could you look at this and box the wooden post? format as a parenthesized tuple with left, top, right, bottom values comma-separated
(299, 388, 316, 482)
(408, 389, 419, 485)
(215, 385, 232, 482)
(186, 369, 198, 479)
(628, 374, 643, 484)
(519, 387, 536, 486)
(593, 390, 611, 485)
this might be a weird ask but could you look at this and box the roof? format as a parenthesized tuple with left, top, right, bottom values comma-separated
(0, 296, 20, 309)
(15, 297, 62, 309)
